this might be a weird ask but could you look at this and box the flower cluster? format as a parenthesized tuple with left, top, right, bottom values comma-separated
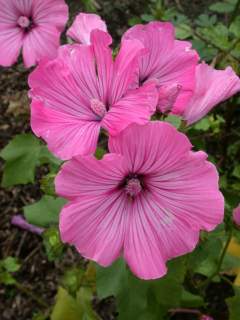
(1, 3, 240, 280)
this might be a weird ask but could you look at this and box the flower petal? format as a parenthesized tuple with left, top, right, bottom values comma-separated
(29, 47, 98, 116)
(102, 81, 158, 136)
(59, 191, 127, 266)
(109, 38, 145, 104)
(146, 151, 224, 232)
(0, 27, 23, 66)
(124, 193, 199, 279)
(183, 63, 240, 125)
(109, 121, 192, 173)
(22, 25, 60, 67)
(67, 12, 107, 44)
(123, 22, 198, 113)
(55, 153, 127, 200)
(32, 0, 68, 31)
(31, 100, 100, 160)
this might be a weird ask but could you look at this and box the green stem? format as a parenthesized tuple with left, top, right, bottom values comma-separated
(199, 229, 232, 290)
(15, 282, 48, 308)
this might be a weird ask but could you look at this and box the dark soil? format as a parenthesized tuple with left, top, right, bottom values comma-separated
(0, 0, 235, 320)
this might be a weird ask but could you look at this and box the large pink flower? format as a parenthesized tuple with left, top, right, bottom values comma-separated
(29, 30, 158, 160)
(56, 121, 224, 280)
(123, 21, 199, 114)
(67, 12, 107, 44)
(0, 0, 68, 67)
(181, 63, 240, 125)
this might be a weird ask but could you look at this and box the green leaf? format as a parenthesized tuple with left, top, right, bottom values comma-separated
(24, 195, 66, 228)
(232, 165, 240, 178)
(51, 287, 82, 320)
(2, 257, 21, 272)
(175, 24, 192, 39)
(0, 272, 16, 285)
(194, 118, 211, 131)
(180, 289, 204, 308)
(96, 258, 126, 299)
(209, 1, 235, 13)
(96, 259, 151, 320)
(165, 115, 181, 129)
(51, 286, 99, 320)
(227, 287, 240, 320)
(0, 133, 41, 187)
(152, 257, 187, 308)
(96, 257, 187, 320)
(38, 145, 62, 170)
(188, 236, 224, 276)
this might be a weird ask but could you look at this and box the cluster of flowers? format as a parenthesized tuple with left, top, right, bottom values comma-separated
(1, 0, 240, 280)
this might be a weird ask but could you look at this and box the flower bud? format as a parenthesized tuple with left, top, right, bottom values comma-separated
(233, 204, 240, 227)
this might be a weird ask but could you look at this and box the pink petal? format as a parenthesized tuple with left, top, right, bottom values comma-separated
(22, 25, 61, 67)
(90, 29, 113, 104)
(32, 0, 68, 31)
(0, 27, 23, 66)
(102, 81, 158, 135)
(109, 38, 145, 105)
(183, 63, 240, 125)
(123, 22, 198, 113)
(67, 12, 107, 44)
(146, 151, 224, 232)
(0, 1, 19, 26)
(124, 193, 199, 279)
(55, 153, 128, 200)
(59, 191, 127, 266)
(31, 100, 100, 160)
(109, 121, 192, 173)
(29, 49, 96, 116)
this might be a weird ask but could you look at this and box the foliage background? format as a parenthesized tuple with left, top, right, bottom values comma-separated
(0, 0, 240, 319)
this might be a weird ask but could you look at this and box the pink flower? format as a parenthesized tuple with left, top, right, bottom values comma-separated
(201, 315, 214, 320)
(123, 21, 199, 114)
(55, 121, 224, 280)
(29, 30, 158, 160)
(0, 0, 68, 68)
(233, 204, 240, 227)
(181, 63, 240, 125)
(67, 12, 107, 44)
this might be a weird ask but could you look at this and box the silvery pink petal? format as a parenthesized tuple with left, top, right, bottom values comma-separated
(182, 63, 240, 125)
(67, 12, 107, 44)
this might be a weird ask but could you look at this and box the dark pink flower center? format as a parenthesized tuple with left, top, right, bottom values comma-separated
(125, 178, 142, 197)
(17, 16, 31, 29)
(90, 99, 107, 118)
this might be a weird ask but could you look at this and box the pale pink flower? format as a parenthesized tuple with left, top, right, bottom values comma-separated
(67, 12, 107, 44)
(0, 0, 68, 68)
(123, 21, 199, 114)
(29, 30, 158, 160)
(233, 204, 240, 227)
(182, 63, 240, 125)
(56, 122, 224, 280)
